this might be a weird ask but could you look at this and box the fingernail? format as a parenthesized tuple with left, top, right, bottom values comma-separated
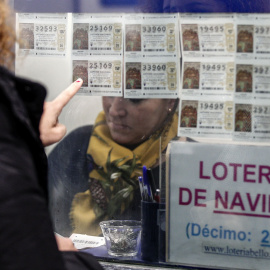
(76, 78, 82, 83)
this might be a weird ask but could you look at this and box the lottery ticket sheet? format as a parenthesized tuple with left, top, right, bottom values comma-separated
(236, 14, 270, 60)
(233, 103, 270, 141)
(72, 13, 123, 57)
(178, 13, 270, 142)
(72, 14, 123, 96)
(124, 59, 179, 98)
(234, 60, 270, 102)
(178, 101, 270, 142)
(178, 99, 234, 138)
(179, 13, 236, 58)
(181, 58, 235, 99)
(124, 13, 180, 59)
(17, 13, 67, 57)
(73, 57, 122, 96)
(124, 14, 180, 98)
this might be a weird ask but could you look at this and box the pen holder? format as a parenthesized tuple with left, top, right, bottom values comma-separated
(141, 201, 166, 262)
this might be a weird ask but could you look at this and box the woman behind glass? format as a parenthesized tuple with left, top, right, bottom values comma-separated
(48, 96, 186, 236)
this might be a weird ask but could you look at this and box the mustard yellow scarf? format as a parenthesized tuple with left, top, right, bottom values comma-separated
(70, 111, 178, 236)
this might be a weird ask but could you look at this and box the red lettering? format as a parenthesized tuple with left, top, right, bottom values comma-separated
(230, 192, 245, 210)
(215, 191, 270, 213)
(194, 189, 207, 207)
(246, 193, 261, 211)
(229, 163, 242, 181)
(199, 161, 270, 184)
(199, 161, 210, 179)
(213, 162, 227, 180)
(215, 190, 228, 209)
(262, 194, 266, 212)
(244, 165, 256, 183)
(179, 188, 192, 205)
(259, 166, 270, 184)
(179, 188, 207, 207)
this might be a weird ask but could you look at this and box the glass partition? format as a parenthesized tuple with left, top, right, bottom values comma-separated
(13, 0, 270, 269)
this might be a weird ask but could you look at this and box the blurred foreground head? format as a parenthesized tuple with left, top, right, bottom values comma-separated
(0, 0, 16, 69)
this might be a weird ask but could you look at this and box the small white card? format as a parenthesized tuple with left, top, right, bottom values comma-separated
(69, 233, 105, 249)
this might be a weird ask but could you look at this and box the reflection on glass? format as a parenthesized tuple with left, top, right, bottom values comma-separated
(48, 97, 179, 236)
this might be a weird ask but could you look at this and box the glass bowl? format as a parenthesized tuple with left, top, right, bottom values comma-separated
(100, 220, 142, 257)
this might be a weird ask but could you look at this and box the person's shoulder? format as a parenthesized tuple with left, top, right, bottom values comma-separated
(0, 66, 17, 82)
(48, 125, 93, 160)
(0, 66, 46, 91)
(68, 125, 93, 137)
(0, 66, 46, 107)
(0, 66, 22, 97)
(0, 65, 12, 78)
(63, 125, 93, 144)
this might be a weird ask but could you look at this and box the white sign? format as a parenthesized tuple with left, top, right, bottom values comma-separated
(167, 141, 270, 270)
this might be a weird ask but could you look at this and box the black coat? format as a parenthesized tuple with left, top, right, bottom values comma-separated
(0, 66, 103, 270)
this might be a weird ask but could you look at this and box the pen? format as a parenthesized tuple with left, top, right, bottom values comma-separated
(143, 165, 153, 201)
(138, 176, 145, 201)
(154, 189, 160, 203)
(147, 168, 156, 200)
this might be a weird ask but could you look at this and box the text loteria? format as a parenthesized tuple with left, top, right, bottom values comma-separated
(178, 161, 270, 216)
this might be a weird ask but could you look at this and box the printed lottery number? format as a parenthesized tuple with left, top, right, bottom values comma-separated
(255, 26, 270, 35)
(35, 25, 57, 32)
(89, 62, 113, 69)
(142, 25, 166, 33)
(254, 66, 270, 75)
(89, 25, 113, 32)
(200, 25, 224, 33)
(202, 64, 226, 71)
(200, 102, 224, 110)
(253, 106, 269, 114)
(142, 64, 166, 71)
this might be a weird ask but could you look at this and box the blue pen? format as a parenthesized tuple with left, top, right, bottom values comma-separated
(142, 165, 153, 201)
(147, 168, 156, 199)
(142, 171, 149, 201)
(138, 176, 145, 200)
